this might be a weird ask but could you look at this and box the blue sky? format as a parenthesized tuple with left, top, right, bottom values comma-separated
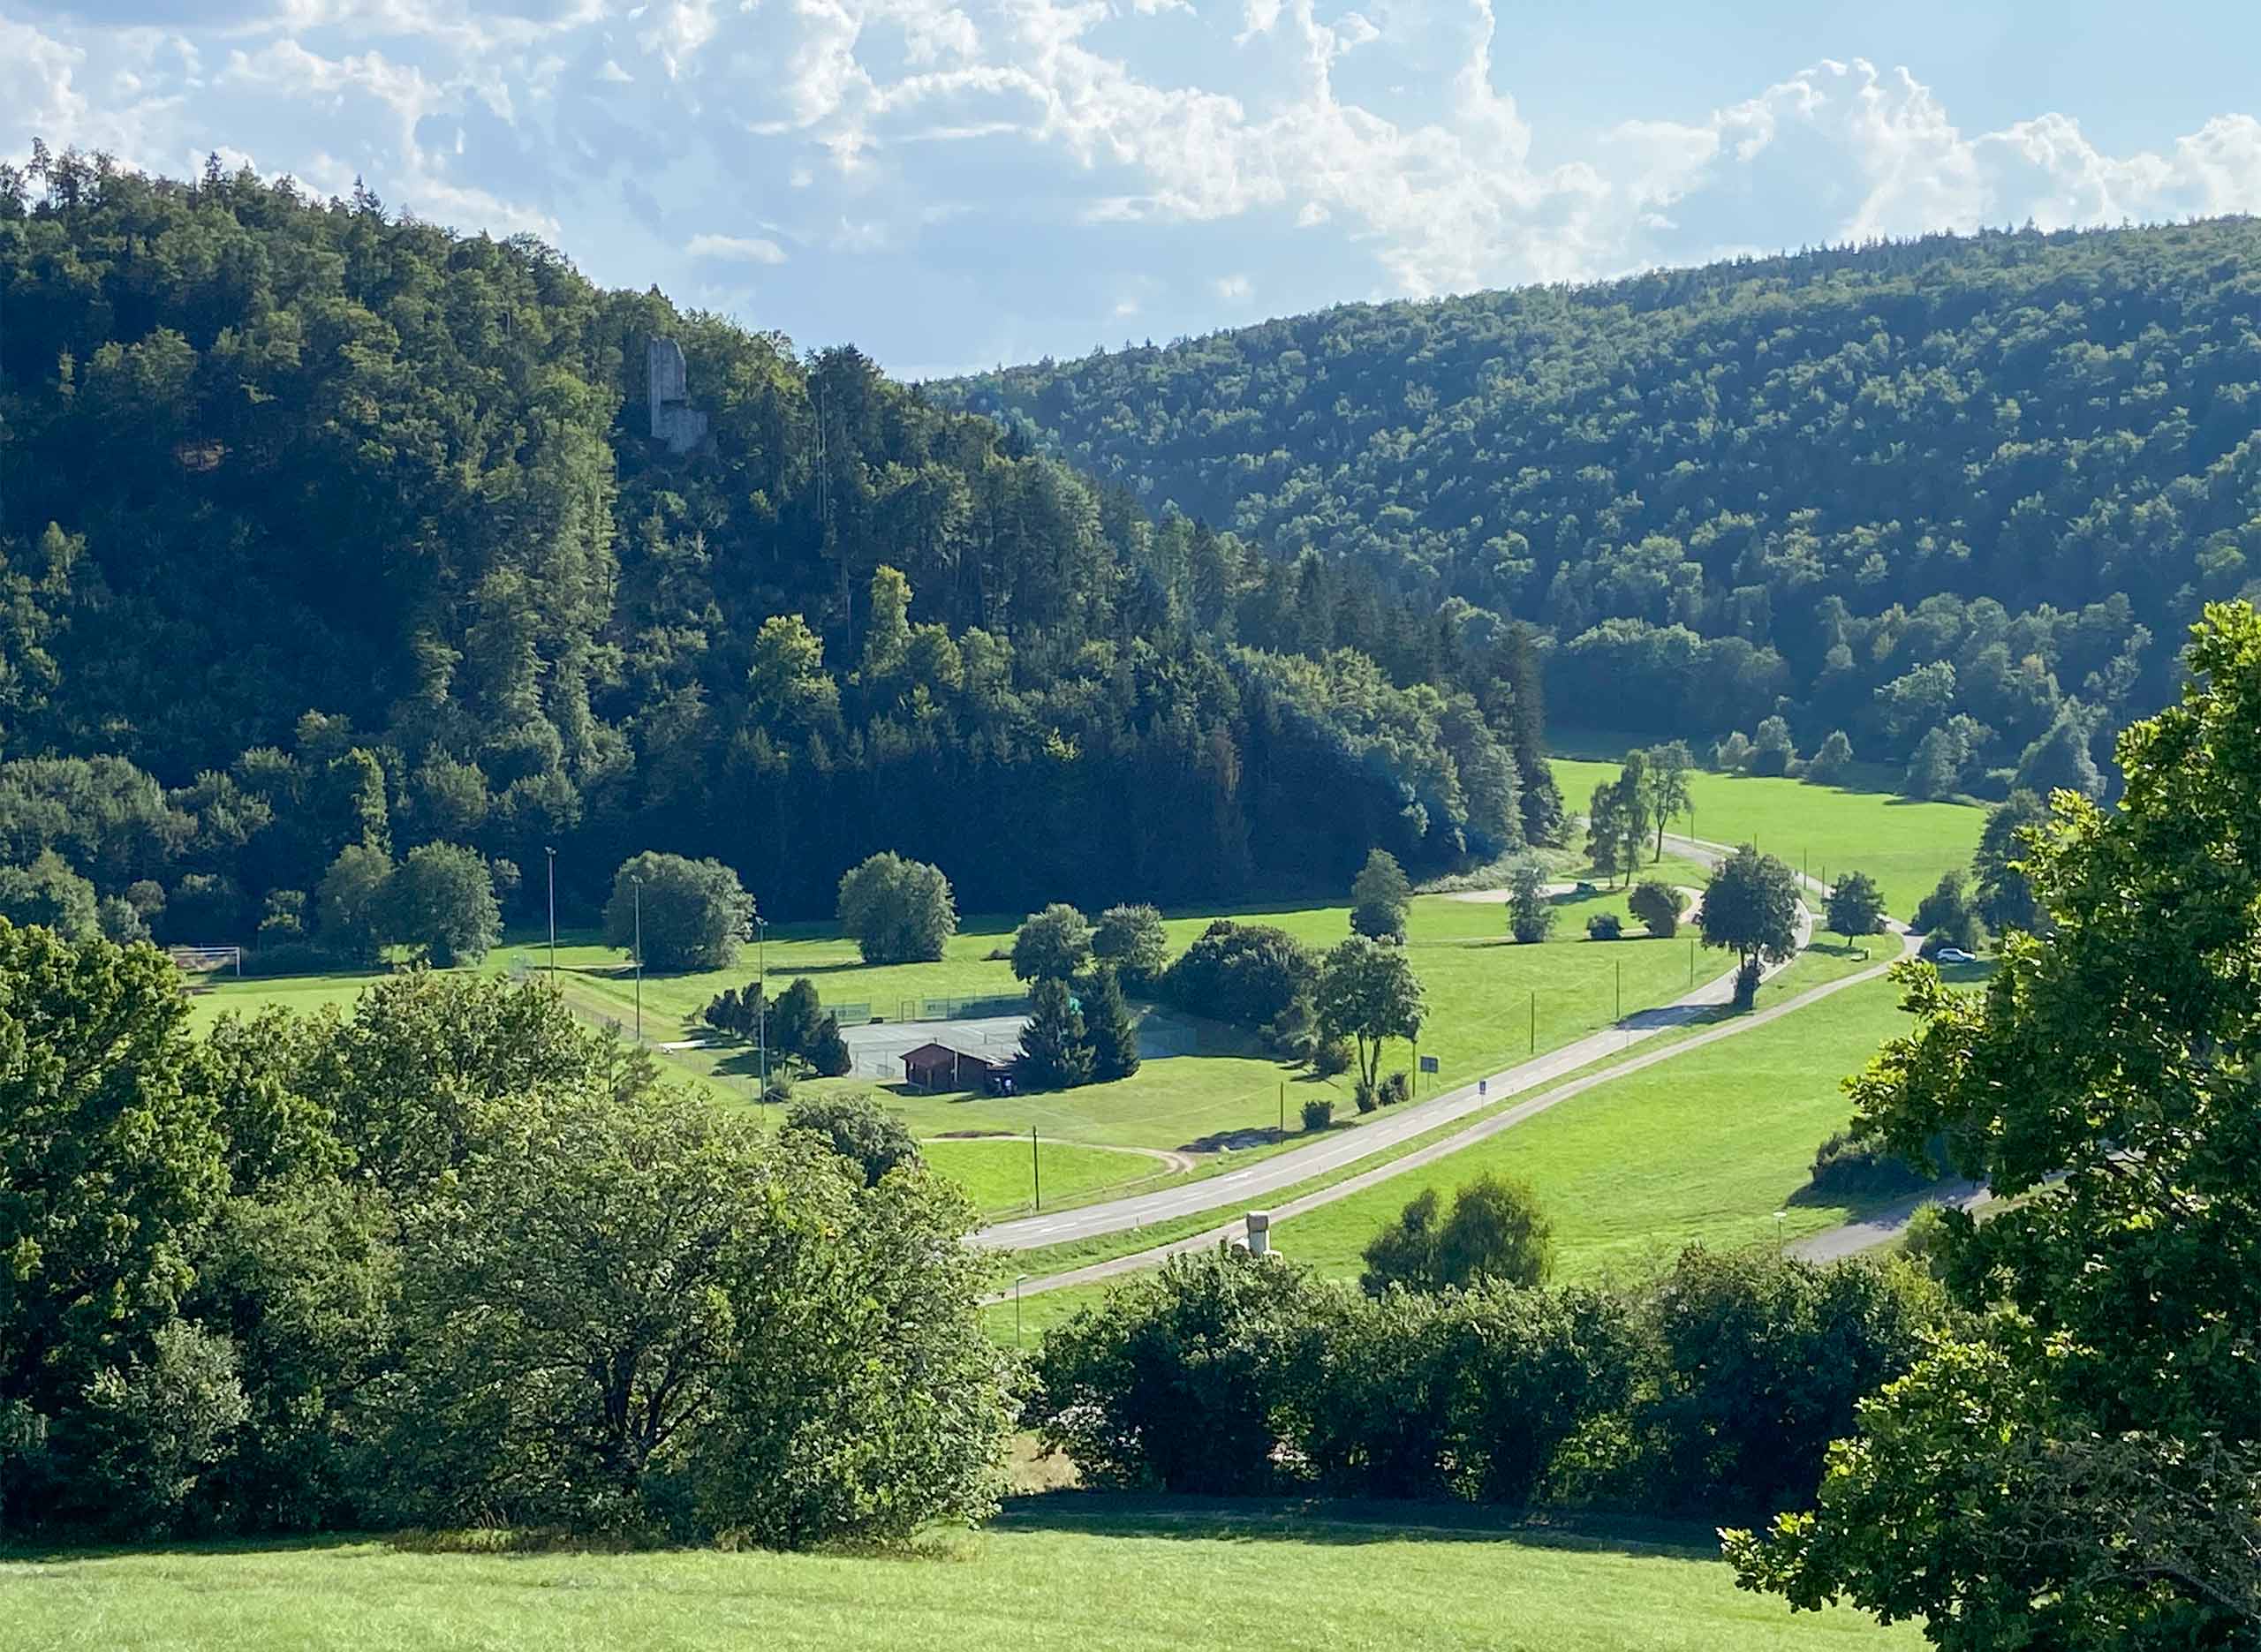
(7, 1, 2259, 378)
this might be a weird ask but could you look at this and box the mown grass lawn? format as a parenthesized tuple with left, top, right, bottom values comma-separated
(0, 1503, 1918, 1652)
(1550, 756, 1985, 918)
(920, 1138, 1174, 1217)
(1272, 975, 1924, 1283)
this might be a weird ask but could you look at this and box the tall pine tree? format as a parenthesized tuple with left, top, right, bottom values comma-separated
(1082, 966, 1140, 1082)
(1017, 977, 1093, 1089)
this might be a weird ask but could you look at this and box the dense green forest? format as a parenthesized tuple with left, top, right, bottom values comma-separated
(943, 219, 2261, 797)
(0, 147, 1554, 945)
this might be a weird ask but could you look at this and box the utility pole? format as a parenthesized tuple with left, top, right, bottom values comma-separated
(545, 846, 557, 983)
(1031, 1127, 1042, 1211)
(1015, 1275, 1027, 1349)
(631, 874, 643, 1042)
(1529, 989, 1536, 1053)
(1278, 1082, 1285, 1139)
(754, 909, 768, 1097)
(1615, 959, 1622, 1022)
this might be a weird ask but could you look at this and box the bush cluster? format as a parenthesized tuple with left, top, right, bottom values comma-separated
(0, 930, 1011, 1547)
(1031, 1244, 1941, 1518)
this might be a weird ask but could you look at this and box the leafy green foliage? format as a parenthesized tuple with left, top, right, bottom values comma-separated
(384, 843, 498, 967)
(836, 853, 957, 964)
(0, 849, 98, 939)
(0, 936, 1009, 1548)
(1507, 857, 1555, 944)
(1010, 902, 1092, 982)
(1728, 603, 2261, 1648)
(1032, 1244, 1926, 1519)
(949, 223, 2246, 793)
(1359, 1174, 1554, 1295)
(0, 922, 226, 1463)
(0, 157, 1556, 939)
(1698, 845, 1803, 1001)
(602, 852, 752, 973)
(1910, 871, 1985, 956)
(1091, 903, 1167, 992)
(780, 1093, 922, 1188)
(1824, 871, 1887, 942)
(1157, 918, 1315, 1030)
(1314, 934, 1425, 1092)
(1972, 789, 2048, 934)
(1349, 848, 1411, 940)
(1628, 879, 1685, 938)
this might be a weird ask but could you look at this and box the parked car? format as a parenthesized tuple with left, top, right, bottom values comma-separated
(1933, 947, 1977, 964)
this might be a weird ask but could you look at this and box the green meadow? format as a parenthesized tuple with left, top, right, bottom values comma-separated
(1271, 974, 1923, 1282)
(0, 1504, 1918, 1652)
(182, 883, 1720, 1164)
(1550, 754, 1985, 917)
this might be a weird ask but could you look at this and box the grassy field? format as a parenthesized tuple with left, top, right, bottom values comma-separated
(0, 1503, 1917, 1651)
(1550, 755, 1985, 918)
(921, 1138, 1177, 1217)
(1272, 974, 1922, 1282)
(184, 883, 1721, 1163)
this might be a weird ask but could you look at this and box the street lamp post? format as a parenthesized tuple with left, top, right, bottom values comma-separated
(545, 846, 557, 984)
(631, 874, 643, 1043)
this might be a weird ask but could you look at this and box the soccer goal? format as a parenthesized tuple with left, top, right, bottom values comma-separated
(170, 945, 243, 980)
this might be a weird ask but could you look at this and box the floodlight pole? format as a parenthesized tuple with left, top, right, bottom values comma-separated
(754, 910, 768, 1095)
(631, 874, 643, 1042)
(545, 846, 557, 984)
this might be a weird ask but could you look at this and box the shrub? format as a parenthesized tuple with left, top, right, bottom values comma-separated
(1628, 879, 1685, 938)
(1353, 1077, 1379, 1113)
(1032, 1248, 1316, 1495)
(1378, 1069, 1412, 1107)
(1585, 912, 1622, 940)
(1732, 958, 1762, 1009)
(1809, 1128, 1935, 1200)
(1310, 1036, 1353, 1078)
(1360, 1173, 1554, 1295)
(1301, 1097, 1335, 1132)
(1158, 919, 1317, 1030)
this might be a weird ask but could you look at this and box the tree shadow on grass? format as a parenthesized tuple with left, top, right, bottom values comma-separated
(989, 1492, 1729, 1559)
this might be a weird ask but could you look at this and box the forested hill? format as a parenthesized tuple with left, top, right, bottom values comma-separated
(0, 148, 1553, 938)
(942, 220, 2261, 798)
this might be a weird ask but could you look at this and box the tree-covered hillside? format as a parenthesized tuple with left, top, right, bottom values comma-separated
(0, 147, 1554, 942)
(943, 221, 2261, 797)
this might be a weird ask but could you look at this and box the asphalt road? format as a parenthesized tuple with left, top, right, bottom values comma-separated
(974, 849, 1811, 1253)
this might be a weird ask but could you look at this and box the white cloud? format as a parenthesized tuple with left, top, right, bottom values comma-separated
(688, 230, 790, 261)
(8, 4, 2261, 370)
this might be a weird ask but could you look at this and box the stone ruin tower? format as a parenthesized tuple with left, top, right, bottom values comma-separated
(647, 336, 708, 454)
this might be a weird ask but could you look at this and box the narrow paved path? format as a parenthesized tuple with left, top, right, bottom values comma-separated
(1788, 1180, 1988, 1263)
(976, 863, 1801, 1251)
(993, 923, 1917, 1300)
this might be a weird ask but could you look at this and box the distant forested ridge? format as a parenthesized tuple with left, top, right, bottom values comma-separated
(942, 220, 2261, 794)
(0, 147, 1553, 939)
